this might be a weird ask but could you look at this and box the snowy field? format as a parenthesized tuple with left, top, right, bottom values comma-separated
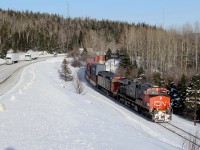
(0, 56, 199, 150)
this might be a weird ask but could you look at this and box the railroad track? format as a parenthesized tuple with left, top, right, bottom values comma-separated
(158, 122, 200, 148)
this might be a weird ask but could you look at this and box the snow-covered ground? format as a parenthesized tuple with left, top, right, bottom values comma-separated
(0, 56, 199, 150)
(0, 58, 6, 65)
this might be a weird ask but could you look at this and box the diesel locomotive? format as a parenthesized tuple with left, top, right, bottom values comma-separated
(85, 55, 172, 122)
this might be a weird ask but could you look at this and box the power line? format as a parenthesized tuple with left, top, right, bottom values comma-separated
(67, 2, 70, 18)
(163, 8, 165, 28)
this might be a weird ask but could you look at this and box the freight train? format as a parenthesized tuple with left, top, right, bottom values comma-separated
(85, 55, 172, 122)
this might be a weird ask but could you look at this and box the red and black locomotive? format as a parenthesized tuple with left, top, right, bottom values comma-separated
(85, 55, 172, 122)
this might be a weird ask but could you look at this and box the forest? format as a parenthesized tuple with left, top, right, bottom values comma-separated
(0, 9, 200, 121)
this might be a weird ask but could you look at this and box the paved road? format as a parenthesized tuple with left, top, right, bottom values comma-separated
(0, 57, 50, 96)
(0, 57, 50, 83)
(0, 54, 66, 97)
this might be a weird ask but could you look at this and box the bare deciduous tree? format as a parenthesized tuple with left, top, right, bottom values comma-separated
(73, 71, 83, 94)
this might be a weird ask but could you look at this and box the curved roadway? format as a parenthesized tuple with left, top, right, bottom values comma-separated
(0, 57, 51, 96)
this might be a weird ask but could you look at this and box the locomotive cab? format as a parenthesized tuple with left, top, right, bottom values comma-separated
(145, 87, 171, 122)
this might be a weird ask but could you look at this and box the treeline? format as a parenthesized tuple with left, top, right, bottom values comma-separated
(1, 9, 200, 76)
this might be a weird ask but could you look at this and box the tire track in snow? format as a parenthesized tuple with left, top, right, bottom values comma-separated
(0, 64, 36, 105)
(23, 65, 36, 90)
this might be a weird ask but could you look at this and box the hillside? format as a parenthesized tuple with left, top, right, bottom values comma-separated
(1, 56, 197, 149)
(1, 9, 200, 76)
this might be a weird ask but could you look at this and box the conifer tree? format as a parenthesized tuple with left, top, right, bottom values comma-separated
(106, 48, 112, 60)
(190, 74, 200, 89)
(61, 59, 72, 81)
(138, 67, 144, 78)
(119, 49, 132, 69)
(168, 82, 181, 114)
(115, 49, 120, 58)
(185, 74, 200, 120)
(178, 74, 187, 101)
(118, 49, 132, 76)
(176, 74, 187, 115)
(153, 72, 162, 86)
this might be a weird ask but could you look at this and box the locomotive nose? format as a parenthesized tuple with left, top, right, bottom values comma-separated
(151, 95, 170, 110)
(154, 100, 166, 108)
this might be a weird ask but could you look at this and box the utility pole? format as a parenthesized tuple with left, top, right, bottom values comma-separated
(67, 2, 70, 18)
(162, 8, 165, 28)
(194, 89, 197, 126)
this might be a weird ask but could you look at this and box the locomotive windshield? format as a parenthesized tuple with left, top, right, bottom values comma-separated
(147, 87, 168, 95)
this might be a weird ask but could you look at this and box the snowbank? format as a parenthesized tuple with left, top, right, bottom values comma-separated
(0, 58, 6, 65)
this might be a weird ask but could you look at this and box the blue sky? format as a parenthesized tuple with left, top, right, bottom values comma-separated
(0, 0, 199, 28)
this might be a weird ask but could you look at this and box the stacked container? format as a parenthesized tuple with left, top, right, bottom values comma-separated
(90, 63, 106, 86)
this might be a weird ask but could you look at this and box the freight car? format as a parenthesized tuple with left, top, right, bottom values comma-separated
(97, 71, 124, 97)
(85, 55, 106, 81)
(117, 78, 172, 122)
(90, 63, 106, 86)
(85, 55, 172, 122)
(86, 61, 93, 81)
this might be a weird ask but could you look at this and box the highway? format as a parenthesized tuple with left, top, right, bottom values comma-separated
(0, 58, 51, 83)
(0, 57, 51, 96)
